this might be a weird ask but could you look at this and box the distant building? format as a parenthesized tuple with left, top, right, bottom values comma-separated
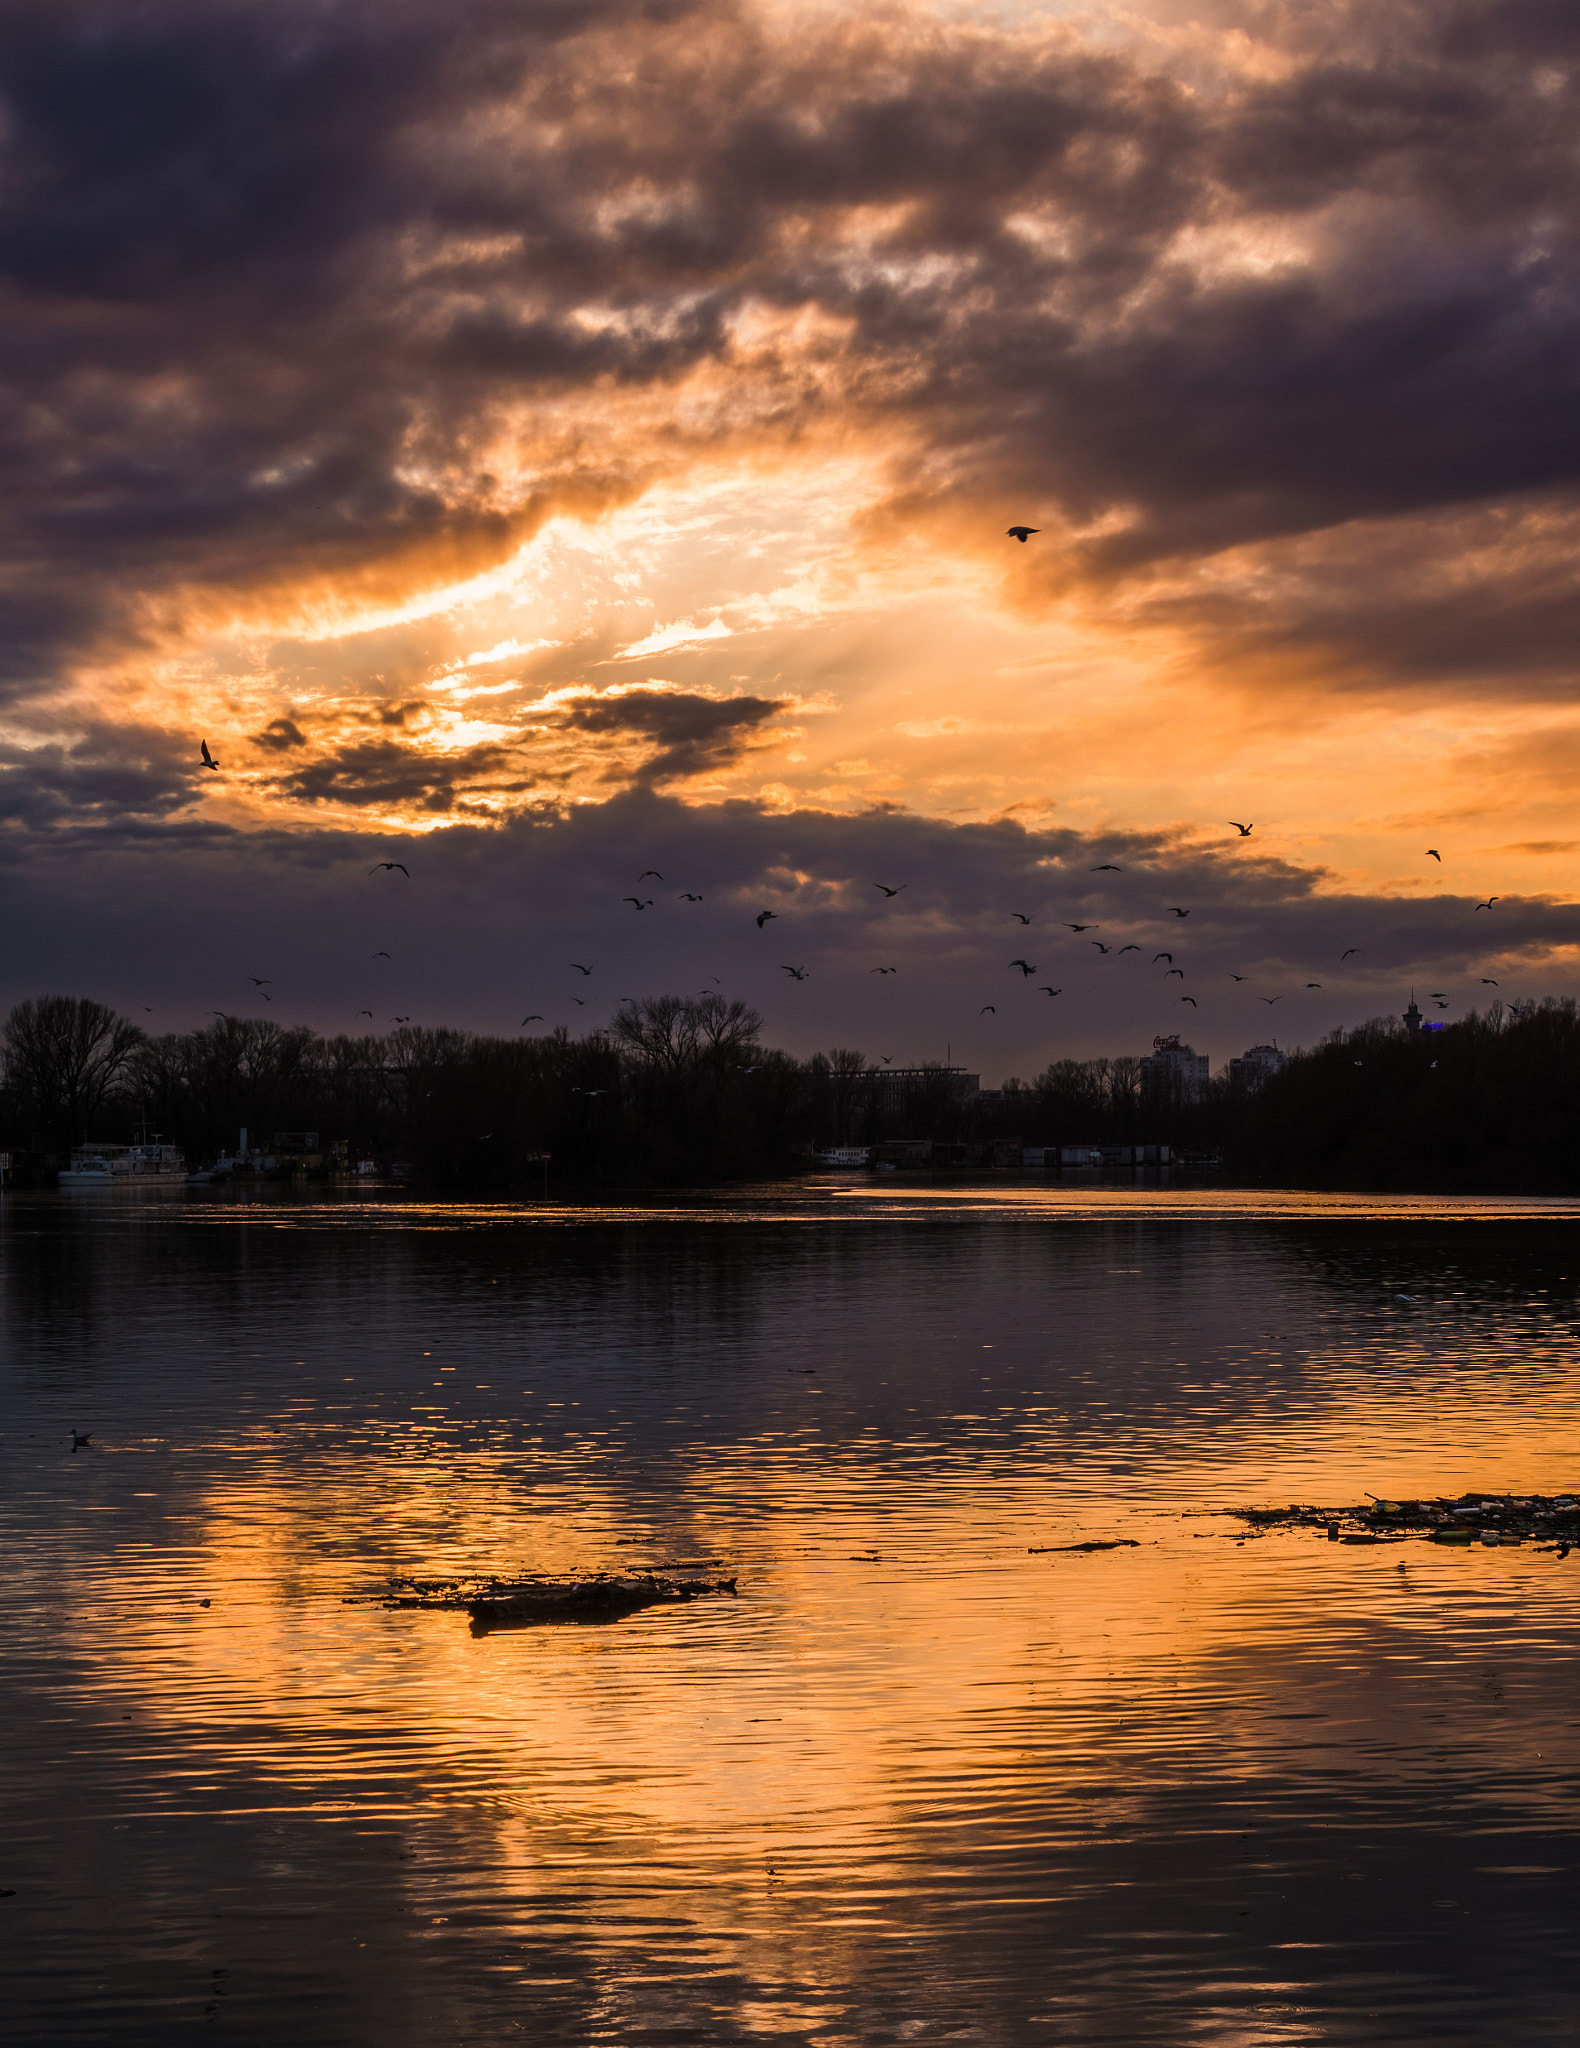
(1402, 994, 1423, 1032)
(1140, 1036, 1209, 1106)
(1230, 1043, 1287, 1090)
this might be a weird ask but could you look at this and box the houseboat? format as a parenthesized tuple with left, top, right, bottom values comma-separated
(58, 1141, 186, 1187)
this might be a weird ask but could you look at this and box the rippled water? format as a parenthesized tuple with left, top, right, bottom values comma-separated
(4, 1180, 1580, 2044)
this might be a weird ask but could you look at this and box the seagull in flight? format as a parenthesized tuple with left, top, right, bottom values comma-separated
(372, 951, 390, 959)
(1341, 948, 1360, 960)
(873, 883, 906, 897)
(1063, 922, 1097, 933)
(200, 739, 219, 771)
(522, 1014, 544, 1023)
(1091, 864, 1123, 873)
(1229, 822, 1253, 837)
(1091, 941, 1111, 954)
(1230, 973, 1247, 981)
(980, 1004, 996, 1013)
(571, 962, 594, 975)
(572, 997, 586, 1005)
(1154, 952, 1173, 965)
(368, 862, 410, 877)
(782, 964, 808, 980)
(622, 897, 653, 910)
(1008, 958, 1036, 975)
(870, 966, 898, 974)
(1118, 944, 1141, 954)
(638, 870, 663, 881)
(390, 1014, 410, 1022)
(1261, 995, 1284, 1005)
(1167, 906, 1190, 917)
(1164, 967, 1184, 979)
(679, 892, 702, 902)
(1006, 526, 1038, 542)
(756, 910, 778, 928)
(1010, 912, 1032, 924)
(1475, 897, 1498, 911)
(359, 1010, 374, 1018)
(1181, 996, 1197, 1007)
(1481, 978, 1499, 985)
(1039, 986, 1061, 996)
(246, 977, 271, 986)
(1426, 848, 1442, 861)
(1306, 982, 1322, 988)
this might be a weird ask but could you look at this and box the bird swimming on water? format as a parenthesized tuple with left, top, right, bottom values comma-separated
(70, 1429, 92, 1451)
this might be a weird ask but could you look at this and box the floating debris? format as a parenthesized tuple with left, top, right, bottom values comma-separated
(360, 1570, 739, 1635)
(1028, 1539, 1141, 1554)
(1234, 1493, 1578, 1554)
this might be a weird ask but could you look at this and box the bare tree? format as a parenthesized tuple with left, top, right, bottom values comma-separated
(2, 995, 143, 1148)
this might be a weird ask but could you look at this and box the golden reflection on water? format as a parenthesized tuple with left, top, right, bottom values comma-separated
(5, 1187, 1580, 2042)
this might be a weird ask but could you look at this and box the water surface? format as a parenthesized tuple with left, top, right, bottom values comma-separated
(4, 1181, 1579, 2043)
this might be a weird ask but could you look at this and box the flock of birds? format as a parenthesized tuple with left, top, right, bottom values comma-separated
(193, 557, 1512, 1057)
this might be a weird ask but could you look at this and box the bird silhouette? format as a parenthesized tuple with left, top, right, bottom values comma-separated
(1430, 992, 1447, 998)
(1039, 986, 1062, 996)
(261, 992, 274, 1002)
(1091, 941, 1111, 954)
(1306, 982, 1322, 988)
(359, 1010, 374, 1018)
(200, 740, 219, 771)
(70, 1429, 92, 1450)
(1165, 967, 1184, 979)
(390, 1014, 410, 1022)
(1481, 978, 1499, 985)
(873, 883, 906, 897)
(1008, 958, 1036, 975)
(756, 910, 777, 928)
(638, 870, 663, 881)
(880, 1056, 893, 1065)
(870, 966, 898, 974)
(1229, 822, 1253, 836)
(1435, 1000, 1449, 1010)
(368, 862, 409, 877)
(981, 1004, 996, 1013)
(1230, 973, 1247, 981)
(1341, 948, 1360, 960)
(1091, 863, 1123, 873)
(571, 962, 594, 975)
(622, 897, 653, 910)
(572, 997, 586, 1005)
(522, 1014, 544, 1023)
(1181, 996, 1197, 1007)
(782, 965, 808, 980)
(372, 951, 390, 959)
(246, 976, 271, 986)
(1475, 898, 1498, 911)
(1006, 526, 1038, 542)
(1167, 906, 1190, 917)
(1118, 944, 1141, 954)
(1261, 995, 1284, 1004)
(1426, 848, 1442, 861)
(1154, 952, 1173, 965)
(1010, 912, 1032, 923)
(1064, 922, 1096, 933)
(679, 892, 703, 902)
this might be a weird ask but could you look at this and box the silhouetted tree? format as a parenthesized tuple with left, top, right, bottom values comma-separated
(1, 995, 143, 1150)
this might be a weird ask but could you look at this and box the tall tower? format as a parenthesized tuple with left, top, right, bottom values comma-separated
(1402, 992, 1423, 1032)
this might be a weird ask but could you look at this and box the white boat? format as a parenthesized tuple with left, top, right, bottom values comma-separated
(59, 1141, 186, 1187)
(817, 1146, 871, 1167)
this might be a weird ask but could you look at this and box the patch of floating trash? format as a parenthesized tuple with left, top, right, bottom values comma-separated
(353, 1570, 739, 1635)
(1236, 1493, 1578, 1553)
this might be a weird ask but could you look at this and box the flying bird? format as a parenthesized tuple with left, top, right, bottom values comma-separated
(390, 1015, 410, 1022)
(521, 1014, 544, 1024)
(1165, 967, 1184, 979)
(1482, 978, 1499, 985)
(368, 862, 409, 877)
(880, 1056, 893, 1065)
(1063, 922, 1096, 933)
(1230, 973, 1247, 981)
(246, 977, 271, 986)
(1008, 959, 1036, 975)
(1167, 906, 1190, 917)
(1091, 941, 1111, 954)
(1435, 1001, 1449, 1010)
(1181, 996, 1197, 1007)
(1475, 898, 1498, 911)
(1006, 526, 1038, 542)
(1426, 849, 1442, 861)
(1261, 996, 1284, 1005)
(1154, 952, 1173, 965)
(571, 962, 594, 975)
(873, 883, 906, 897)
(756, 910, 777, 928)
(1430, 992, 1447, 998)
(1229, 822, 1253, 836)
(870, 966, 898, 974)
(622, 897, 653, 910)
(981, 1005, 996, 1013)
(200, 739, 219, 771)
(359, 1010, 374, 1018)
(1341, 948, 1360, 960)
(1010, 912, 1032, 923)
(1091, 864, 1123, 873)
(572, 997, 586, 1005)
(1306, 982, 1322, 988)
(1039, 986, 1062, 996)
(782, 965, 808, 980)
(372, 951, 390, 959)
(1118, 944, 1141, 954)
(679, 892, 703, 902)
(638, 870, 663, 881)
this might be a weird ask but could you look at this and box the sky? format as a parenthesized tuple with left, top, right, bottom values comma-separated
(3, 0, 1580, 1077)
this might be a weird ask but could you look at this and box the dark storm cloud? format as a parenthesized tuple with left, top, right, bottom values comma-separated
(5, 0, 1580, 704)
(0, 723, 205, 830)
(3, 791, 1574, 1072)
(558, 689, 790, 784)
